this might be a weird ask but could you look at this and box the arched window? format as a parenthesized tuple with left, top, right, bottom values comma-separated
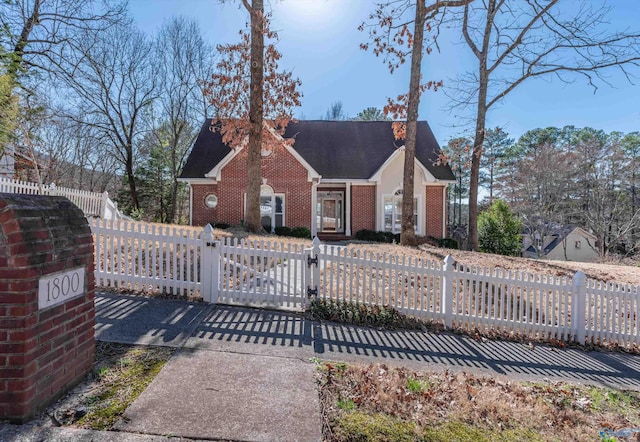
(248, 185, 284, 232)
(383, 188, 418, 234)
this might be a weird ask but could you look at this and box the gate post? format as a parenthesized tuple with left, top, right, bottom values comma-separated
(304, 236, 322, 306)
(200, 224, 219, 304)
(571, 271, 587, 344)
(442, 255, 455, 329)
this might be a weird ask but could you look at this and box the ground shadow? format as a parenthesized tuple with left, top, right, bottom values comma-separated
(192, 304, 640, 390)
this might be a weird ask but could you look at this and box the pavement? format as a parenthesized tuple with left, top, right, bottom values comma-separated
(3, 292, 640, 441)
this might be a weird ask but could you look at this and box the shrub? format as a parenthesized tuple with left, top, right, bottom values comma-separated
(355, 229, 379, 241)
(439, 238, 459, 249)
(213, 222, 230, 230)
(274, 226, 293, 237)
(355, 229, 400, 244)
(308, 299, 422, 330)
(291, 226, 311, 238)
(478, 200, 523, 256)
(274, 226, 310, 238)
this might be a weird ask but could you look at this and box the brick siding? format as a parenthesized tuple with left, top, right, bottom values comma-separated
(191, 144, 312, 228)
(0, 194, 95, 422)
(425, 186, 446, 238)
(351, 186, 376, 233)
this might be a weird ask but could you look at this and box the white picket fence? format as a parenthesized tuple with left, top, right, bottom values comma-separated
(89, 219, 640, 348)
(0, 177, 109, 217)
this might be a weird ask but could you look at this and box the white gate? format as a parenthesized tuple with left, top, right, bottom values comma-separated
(200, 227, 318, 310)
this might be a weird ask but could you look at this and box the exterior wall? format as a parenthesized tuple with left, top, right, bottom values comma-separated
(351, 185, 376, 232)
(546, 230, 599, 262)
(191, 184, 218, 226)
(190, 144, 312, 228)
(376, 151, 426, 234)
(425, 185, 446, 238)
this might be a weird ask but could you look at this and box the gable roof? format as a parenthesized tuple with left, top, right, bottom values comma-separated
(180, 119, 455, 181)
(524, 226, 597, 255)
(180, 120, 232, 180)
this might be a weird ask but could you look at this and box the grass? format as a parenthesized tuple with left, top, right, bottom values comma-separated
(51, 342, 174, 431)
(317, 362, 640, 442)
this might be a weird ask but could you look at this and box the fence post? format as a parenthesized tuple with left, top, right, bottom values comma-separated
(571, 271, 587, 344)
(47, 182, 56, 196)
(200, 224, 219, 304)
(304, 236, 322, 306)
(442, 255, 455, 328)
(101, 191, 109, 218)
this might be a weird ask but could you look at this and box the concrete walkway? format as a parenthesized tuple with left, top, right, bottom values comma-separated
(4, 292, 640, 441)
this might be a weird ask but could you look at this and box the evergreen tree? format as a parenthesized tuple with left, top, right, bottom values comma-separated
(478, 200, 523, 256)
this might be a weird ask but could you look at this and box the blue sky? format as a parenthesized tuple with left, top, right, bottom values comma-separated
(130, 0, 640, 145)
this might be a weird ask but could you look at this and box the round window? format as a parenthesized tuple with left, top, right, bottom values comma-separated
(204, 194, 218, 209)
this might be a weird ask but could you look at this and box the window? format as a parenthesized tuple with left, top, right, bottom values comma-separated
(204, 193, 218, 209)
(383, 189, 417, 234)
(248, 185, 284, 232)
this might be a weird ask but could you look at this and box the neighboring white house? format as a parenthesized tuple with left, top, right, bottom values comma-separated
(0, 144, 15, 178)
(523, 226, 599, 262)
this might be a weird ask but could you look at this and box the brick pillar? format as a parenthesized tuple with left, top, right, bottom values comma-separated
(0, 193, 95, 422)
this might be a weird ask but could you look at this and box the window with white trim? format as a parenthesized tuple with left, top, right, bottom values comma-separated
(246, 185, 284, 232)
(383, 189, 417, 234)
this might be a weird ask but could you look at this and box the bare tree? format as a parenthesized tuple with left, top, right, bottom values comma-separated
(362, 0, 473, 246)
(499, 141, 575, 258)
(324, 101, 347, 120)
(1, 0, 126, 80)
(37, 115, 119, 193)
(57, 22, 157, 211)
(153, 16, 216, 222)
(447, 0, 640, 251)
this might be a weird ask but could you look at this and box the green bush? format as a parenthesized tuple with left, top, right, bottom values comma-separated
(478, 200, 523, 256)
(355, 229, 378, 241)
(355, 229, 400, 244)
(291, 226, 311, 238)
(433, 237, 458, 249)
(274, 226, 310, 238)
(274, 226, 293, 237)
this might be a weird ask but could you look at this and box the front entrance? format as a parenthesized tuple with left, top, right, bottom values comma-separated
(317, 191, 344, 233)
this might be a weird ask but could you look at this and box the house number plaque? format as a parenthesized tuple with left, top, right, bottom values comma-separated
(38, 267, 85, 310)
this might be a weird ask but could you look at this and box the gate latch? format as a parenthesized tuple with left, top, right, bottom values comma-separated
(307, 255, 318, 267)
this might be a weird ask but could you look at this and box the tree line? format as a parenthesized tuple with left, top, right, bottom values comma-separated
(444, 126, 640, 258)
(1, 1, 214, 223)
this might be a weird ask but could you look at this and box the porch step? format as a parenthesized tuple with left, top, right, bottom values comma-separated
(316, 233, 351, 243)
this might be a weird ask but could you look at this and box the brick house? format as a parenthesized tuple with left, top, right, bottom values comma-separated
(179, 120, 455, 240)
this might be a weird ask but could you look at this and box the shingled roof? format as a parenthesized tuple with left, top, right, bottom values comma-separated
(180, 119, 455, 181)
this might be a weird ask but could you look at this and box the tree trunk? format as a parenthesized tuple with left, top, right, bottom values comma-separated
(469, 111, 486, 251)
(125, 145, 139, 210)
(244, 0, 265, 233)
(400, 0, 426, 247)
(169, 138, 178, 223)
(9, 0, 41, 78)
(467, 0, 493, 251)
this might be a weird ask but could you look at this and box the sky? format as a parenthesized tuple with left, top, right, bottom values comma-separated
(129, 0, 640, 145)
